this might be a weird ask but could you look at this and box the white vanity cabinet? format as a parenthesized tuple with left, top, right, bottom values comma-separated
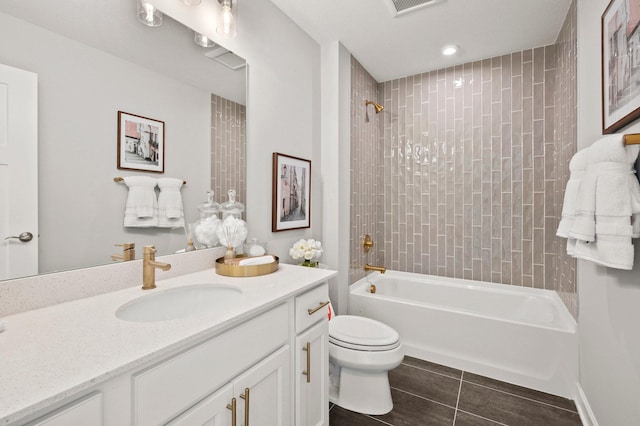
(169, 346, 290, 426)
(2, 266, 337, 426)
(134, 304, 289, 425)
(294, 283, 330, 426)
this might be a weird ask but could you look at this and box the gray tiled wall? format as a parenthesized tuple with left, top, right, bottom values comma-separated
(552, 0, 577, 318)
(350, 1, 577, 317)
(210, 94, 246, 215)
(350, 59, 384, 285)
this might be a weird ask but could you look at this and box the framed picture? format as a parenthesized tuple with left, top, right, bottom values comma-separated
(272, 152, 311, 232)
(602, 0, 640, 133)
(117, 111, 165, 173)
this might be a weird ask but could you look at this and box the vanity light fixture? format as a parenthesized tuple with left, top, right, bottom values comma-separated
(194, 31, 216, 47)
(137, 0, 163, 27)
(441, 44, 458, 56)
(217, 0, 236, 39)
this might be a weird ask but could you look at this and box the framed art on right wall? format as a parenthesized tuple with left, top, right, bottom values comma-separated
(602, 0, 640, 133)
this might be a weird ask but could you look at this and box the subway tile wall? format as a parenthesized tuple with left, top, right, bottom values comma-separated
(210, 94, 246, 216)
(350, 59, 384, 285)
(350, 2, 577, 317)
(552, 0, 577, 318)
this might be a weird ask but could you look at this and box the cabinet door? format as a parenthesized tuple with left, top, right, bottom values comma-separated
(295, 320, 328, 426)
(232, 346, 290, 426)
(167, 383, 233, 426)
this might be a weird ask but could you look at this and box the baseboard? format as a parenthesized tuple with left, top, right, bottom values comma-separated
(575, 383, 598, 426)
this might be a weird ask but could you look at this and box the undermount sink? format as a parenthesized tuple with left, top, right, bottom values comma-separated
(115, 284, 243, 322)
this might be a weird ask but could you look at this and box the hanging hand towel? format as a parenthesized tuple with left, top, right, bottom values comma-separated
(123, 176, 158, 227)
(570, 134, 640, 270)
(157, 178, 185, 228)
(557, 148, 588, 255)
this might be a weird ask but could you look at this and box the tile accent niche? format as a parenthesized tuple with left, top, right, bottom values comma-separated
(350, 0, 577, 318)
(210, 94, 246, 213)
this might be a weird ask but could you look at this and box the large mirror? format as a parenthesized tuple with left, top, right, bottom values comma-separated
(0, 0, 246, 280)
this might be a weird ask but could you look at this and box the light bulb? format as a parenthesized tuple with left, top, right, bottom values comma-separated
(194, 31, 216, 48)
(217, 0, 236, 38)
(144, 3, 154, 23)
(137, 0, 162, 27)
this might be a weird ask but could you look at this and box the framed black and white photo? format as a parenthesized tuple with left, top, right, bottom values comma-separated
(272, 152, 311, 232)
(602, 0, 640, 133)
(117, 111, 165, 173)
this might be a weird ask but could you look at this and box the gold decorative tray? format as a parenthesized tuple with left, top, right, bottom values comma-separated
(215, 255, 279, 277)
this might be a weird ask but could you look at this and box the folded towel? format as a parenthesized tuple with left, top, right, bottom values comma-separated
(157, 178, 185, 228)
(237, 255, 276, 266)
(567, 134, 640, 269)
(557, 148, 588, 242)
(123, 176, 158, 227)
(569, 135, 640, 242)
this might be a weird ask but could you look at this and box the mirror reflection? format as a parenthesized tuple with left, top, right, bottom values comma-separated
(0, 0, 246, 281)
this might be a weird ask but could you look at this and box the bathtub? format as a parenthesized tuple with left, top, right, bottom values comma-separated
(349, 270, 577, 398)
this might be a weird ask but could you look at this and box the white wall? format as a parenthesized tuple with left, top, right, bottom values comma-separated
(577, 1, 640, 424)
(150, 0, 323, 261)
(0, 12, 210, 274)
(320, 41, 351, 313)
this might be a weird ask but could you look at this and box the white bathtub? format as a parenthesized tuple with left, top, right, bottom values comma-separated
(349, 270, 577, 398)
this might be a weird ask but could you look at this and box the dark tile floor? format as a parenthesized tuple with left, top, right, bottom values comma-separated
(329, 356, 582, 426)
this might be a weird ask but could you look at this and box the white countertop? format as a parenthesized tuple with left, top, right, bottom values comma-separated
(0, 264, 336, 425)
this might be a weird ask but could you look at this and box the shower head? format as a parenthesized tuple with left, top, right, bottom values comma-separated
(365, 100, 384, 114)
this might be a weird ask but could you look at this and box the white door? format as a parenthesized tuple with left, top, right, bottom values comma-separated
(0, 63, 38, 280)
(295, 321, 329, 426)
(232, 346, 290, 426)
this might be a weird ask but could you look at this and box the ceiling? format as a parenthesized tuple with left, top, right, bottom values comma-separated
(0, 0, 246, 104)
(270, 0, 573, 82)
(0, 0, 572, 96)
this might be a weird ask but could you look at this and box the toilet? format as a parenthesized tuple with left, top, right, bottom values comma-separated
(328, 314, 404, 415)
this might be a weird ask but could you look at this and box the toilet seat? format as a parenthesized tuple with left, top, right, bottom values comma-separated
(329, 315, 400, 351)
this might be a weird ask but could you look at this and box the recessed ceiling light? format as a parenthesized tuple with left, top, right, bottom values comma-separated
(441, 45, 458, 56)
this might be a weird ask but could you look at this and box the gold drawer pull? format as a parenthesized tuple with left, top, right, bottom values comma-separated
(239, 387, 250, 426)
(307, 300, 330, 315)
(302, 341, 311, 383)
(226, 397, 237, 426)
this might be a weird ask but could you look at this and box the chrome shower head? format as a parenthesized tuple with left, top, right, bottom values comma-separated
(365, 100, 384, 113)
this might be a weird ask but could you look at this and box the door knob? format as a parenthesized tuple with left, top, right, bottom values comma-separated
(4, 232, 33, 242)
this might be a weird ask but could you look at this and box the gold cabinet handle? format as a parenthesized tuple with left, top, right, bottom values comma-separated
(239, 387, 250, 426)
(226, 397, 237, 426)
(302, 341, 311, 383)
(307, 300, 330, 315)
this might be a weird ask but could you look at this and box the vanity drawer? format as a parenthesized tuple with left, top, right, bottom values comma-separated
(132, 303, 288, 426)
(295, 282, 329, 333)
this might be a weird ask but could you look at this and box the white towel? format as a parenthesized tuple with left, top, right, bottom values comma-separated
(123, 176, 158, 227)
(557, 148, 588, 256)
(568, 134, 640, 269)
(238, 255, 276, 266)
(157, 178, 185, 228)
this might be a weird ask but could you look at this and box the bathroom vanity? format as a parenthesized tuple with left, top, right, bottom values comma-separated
(0, 264, 335, 425)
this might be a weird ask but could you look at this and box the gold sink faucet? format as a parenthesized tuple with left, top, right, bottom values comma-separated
(364, 263, 386, 274)
(111, 243, 135, 262)
(142, 245, 171, 290)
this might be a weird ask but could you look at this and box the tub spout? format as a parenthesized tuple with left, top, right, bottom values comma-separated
(364, 264, 386, 274)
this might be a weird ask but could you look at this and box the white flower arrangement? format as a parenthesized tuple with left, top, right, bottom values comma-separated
(289, 238, 323, 266)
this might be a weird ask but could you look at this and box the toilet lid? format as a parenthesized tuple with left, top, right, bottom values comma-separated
(329, 315, 400, 350)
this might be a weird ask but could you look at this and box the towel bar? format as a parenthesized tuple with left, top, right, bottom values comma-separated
(113, 176, 186, 184)
(623, 133, 640, 145)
